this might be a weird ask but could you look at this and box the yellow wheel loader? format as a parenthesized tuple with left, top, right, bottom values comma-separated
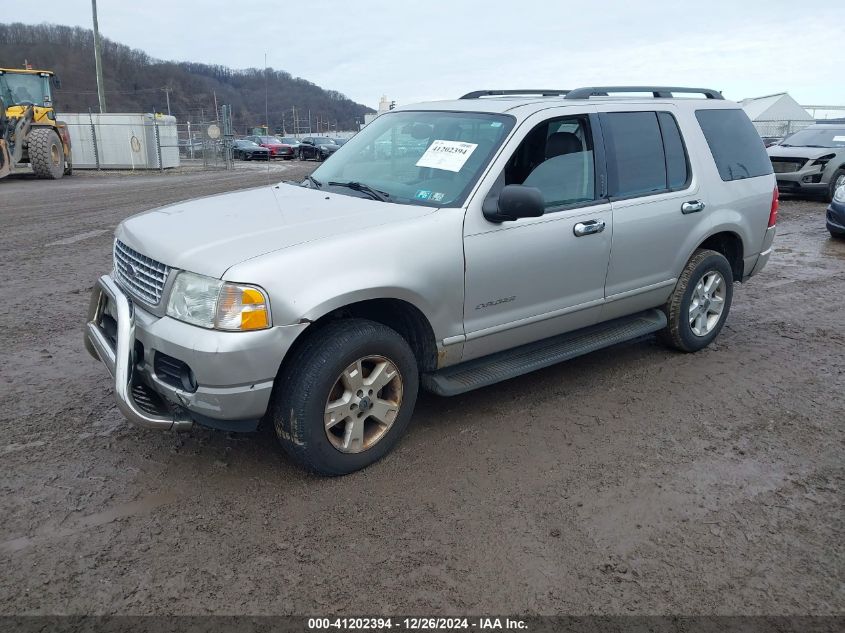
(0, 68, 72, 180)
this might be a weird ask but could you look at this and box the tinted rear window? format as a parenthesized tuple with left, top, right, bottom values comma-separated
(601, 112, 667, 197)
(695, 109, 772, 181)
(657, 112, 689, 189)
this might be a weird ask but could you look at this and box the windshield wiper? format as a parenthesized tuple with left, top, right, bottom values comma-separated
(327, 181, 390, 202)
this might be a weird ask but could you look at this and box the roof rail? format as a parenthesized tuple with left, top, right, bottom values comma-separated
(460, 89, 570, 99)
(565, 86, 724, 100)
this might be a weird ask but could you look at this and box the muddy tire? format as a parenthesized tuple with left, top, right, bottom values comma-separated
(28, 128, 64, 180)
(659, 249, 733, 353)
(271, 319, 419, 475)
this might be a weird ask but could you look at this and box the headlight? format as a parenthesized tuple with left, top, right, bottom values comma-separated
(166, 271, 271, 331)
(811, 153, 835, 167)
(834, 185, 845, 204)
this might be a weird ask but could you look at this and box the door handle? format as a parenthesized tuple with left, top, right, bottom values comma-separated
(573, 220, 606, 237)
(681, 200, 706, 214)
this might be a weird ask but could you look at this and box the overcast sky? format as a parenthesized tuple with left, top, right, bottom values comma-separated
(6, 0, 844, 111)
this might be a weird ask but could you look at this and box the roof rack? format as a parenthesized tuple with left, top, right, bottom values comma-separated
(564, 86, 723, 100)
(460, 89, 570, 99)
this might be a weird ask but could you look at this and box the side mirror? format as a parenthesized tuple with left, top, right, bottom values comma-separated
(483, 184, 545, 223)
(52, 75, 62, 89)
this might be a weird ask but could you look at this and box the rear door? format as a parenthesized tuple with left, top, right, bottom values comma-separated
(599, 106, 707, 318)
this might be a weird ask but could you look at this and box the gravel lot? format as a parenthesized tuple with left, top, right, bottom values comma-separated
(0, 167, 842, 616)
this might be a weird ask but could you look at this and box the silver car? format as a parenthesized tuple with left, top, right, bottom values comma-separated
(85, 86, 778, 475)
(768, 124, 845, 201)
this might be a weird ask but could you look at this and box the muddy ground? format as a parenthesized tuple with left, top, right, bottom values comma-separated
(0, 166, 842, 616)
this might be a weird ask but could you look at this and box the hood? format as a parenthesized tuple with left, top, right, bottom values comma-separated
(767, 145, 840, 160)
(320, 144, 339, 151)
(116, 184, 434, 278)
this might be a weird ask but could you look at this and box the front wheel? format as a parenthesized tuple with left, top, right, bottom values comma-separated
(28, 128, 64, 179)
(827, 169, 845, 202)
(659, 249, 733, 352)
(271, 319, 419, 475)
(298, 149, 306, 161)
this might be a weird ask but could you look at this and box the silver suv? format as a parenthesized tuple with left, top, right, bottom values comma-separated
(767, 123, 845, 201)
(85, 86, 778, 475)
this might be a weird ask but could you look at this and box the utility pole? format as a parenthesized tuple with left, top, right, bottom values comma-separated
(91, 0, 107, 113)
(264, 53, 269, 135)
(162, 87, 172, 116)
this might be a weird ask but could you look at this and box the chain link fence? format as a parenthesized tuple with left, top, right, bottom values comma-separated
(752, 119, 815, 143)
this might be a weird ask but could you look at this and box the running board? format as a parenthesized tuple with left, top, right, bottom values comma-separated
(423, 309, 667, 397)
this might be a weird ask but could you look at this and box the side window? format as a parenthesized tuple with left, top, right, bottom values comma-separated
(500, 115, 596, 209)
(601, 112, 666, 197)
(695, 109, 773, 181)
(657, 112, 689, 189)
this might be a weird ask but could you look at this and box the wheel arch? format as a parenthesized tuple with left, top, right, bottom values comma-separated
(694, 231, 744, 282)
(281, 296, 439, 378)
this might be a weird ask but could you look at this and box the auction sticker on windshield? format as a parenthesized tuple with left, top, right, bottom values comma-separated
(416, 140, 478, 172)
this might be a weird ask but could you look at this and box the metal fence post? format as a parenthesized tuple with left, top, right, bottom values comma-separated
(88, 108, 101, 170)
(153, 117, 163, 173)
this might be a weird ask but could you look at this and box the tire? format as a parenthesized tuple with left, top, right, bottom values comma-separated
(271, 319, 419, 475)
(28, 128, 64, 179)
(658, 248, 734, 353)
(827, 168, 845, 202)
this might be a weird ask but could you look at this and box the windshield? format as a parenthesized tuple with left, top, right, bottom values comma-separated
(310, 111, 515, 206)
(781, 126, 845, 148)
(313, 137, 335, 145)
(0, 72, 51, 107)
(278, 137, 298, 144)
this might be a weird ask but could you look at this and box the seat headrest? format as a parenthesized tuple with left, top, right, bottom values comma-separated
(545, 132, 582, 159)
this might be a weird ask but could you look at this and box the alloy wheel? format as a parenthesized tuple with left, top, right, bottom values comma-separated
(323, 356, 403, 454)
(689, 271, 727, 336)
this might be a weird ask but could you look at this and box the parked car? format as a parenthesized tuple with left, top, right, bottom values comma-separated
(245, 135, 295, 159)
(767, 124, 845, 201)
(85, 85, 777, 475)
(277, 137, 301, 151)
(298, 137, 339, 161)
(827, 185, 845, 238)
(232, 139, 270, 161)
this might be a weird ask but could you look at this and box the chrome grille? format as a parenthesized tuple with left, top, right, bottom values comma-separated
(113, 240, 170, 305)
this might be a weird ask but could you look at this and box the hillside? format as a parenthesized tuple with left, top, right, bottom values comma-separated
(0, 22, 374, 132)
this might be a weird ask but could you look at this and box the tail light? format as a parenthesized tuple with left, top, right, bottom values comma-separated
(768, 186, 779, 228)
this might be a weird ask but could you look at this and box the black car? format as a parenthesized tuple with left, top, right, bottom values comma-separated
(298, 137, 339, 161)
(827, 184, 845, 238)
(232, 139, 271, 161)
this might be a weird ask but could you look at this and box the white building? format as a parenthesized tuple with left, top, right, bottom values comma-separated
(363, 95, 395, 128)
(739, 93, 814, 139)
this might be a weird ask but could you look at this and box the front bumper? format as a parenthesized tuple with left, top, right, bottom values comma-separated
(84, 275, 308, 431)
(775, 164, 829, 194)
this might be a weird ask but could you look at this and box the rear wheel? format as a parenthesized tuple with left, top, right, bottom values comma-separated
(271, 319, 419, 475)
(28, 128, 64, 179)
(659, 249, 733, 352)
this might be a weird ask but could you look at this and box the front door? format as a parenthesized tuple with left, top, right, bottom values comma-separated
(462, 111, 612, 362)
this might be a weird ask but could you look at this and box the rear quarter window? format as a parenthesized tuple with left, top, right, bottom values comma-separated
(695, 109, 773, 181)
